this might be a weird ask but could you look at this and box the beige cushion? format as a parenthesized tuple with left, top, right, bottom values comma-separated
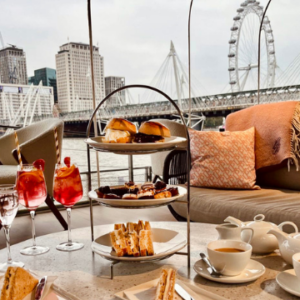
(171, 186, 300, 231)
(0, 165, 17, 184)
(257, 159, 300, 191)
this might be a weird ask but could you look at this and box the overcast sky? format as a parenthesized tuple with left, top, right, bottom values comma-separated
(1, 0, 299, 100)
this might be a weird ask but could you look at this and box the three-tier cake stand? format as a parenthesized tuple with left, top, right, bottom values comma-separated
(85, 84, 191, 279)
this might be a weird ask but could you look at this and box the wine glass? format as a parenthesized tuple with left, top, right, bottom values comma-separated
(0, 184, 24, 271)
(53, 160, 84, 251)
(16, 164, 49, 256)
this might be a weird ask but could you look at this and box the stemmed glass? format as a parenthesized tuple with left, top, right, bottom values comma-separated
(16, 163, 49, 256)
(53, 158, 84, 251)
(0, 184, 24, 271)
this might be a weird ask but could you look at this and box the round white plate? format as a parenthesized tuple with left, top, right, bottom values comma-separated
(276, 269, 300, 297)
(85, 136, 187, 154)
(92, 227, 187, 262)
(89, 185, 186, 208)
(194, 259, 265, 284)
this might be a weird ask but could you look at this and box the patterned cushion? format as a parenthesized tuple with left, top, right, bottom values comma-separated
(189, 127, 259, 189)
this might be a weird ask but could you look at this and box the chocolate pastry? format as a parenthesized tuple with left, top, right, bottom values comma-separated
(103, 193, 121, 199)
(155, 181, 167, 192)
(141, 183, 155, 191)
(128, 187, 139, 195)
(167, 187, 179, 197)
(138, 196, 154, 199)
(125, 181, 135, 188)
(110, 187, 129, 197)
(96, 186, 111, 197)
(133, 133, 163, 143)
(122, 193, 138, 200)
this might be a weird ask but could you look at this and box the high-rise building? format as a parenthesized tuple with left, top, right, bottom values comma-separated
(28, 67, 58, 103)
(55, 42, 105, 113)
(0, 46, 28, 85)
(105, 76, 125, 106)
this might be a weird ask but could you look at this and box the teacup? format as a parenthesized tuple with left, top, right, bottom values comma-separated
(207, 239, 252, 276)
(292, 253, 300, 280)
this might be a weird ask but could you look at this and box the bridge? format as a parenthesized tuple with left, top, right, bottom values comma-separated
(61, 85, 300, 124)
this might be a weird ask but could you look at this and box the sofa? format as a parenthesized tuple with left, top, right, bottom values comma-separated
(152, 119, 300, 230)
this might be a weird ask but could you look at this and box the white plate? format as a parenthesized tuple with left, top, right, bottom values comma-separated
(115, 278, 228, 300)
(92, 227, 186, 262)
(194, 259, 265, 284)
(276, 269, 300, 297)
(85, 136, 187, 154)
(89, 185, 186, 208)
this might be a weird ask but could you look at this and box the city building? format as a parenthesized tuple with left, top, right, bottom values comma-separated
(55, 42, 105, 113)
(105, 76, 125, 106)
(0, 46, 28, 85)
(28, 67, 58, 103)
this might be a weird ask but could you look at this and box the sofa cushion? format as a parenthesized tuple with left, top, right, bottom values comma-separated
(0, 165, 17, 185)
(171, 186, 300, 231)
(189, 127, 258, 189)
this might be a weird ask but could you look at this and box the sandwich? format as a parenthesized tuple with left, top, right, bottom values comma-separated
(103, 118, 137, 143)
(1, 267, 39, 300)
(155, 268, 176, 300)
(133, 121, 171, 143)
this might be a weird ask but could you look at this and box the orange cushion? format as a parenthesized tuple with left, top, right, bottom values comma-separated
(189, 127, 259, 190)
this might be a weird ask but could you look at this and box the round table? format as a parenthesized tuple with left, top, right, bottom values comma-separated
(0, 222, 297, 300)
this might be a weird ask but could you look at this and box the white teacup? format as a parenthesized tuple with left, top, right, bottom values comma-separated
(292, 253, 300, 281)
(207, 239, 252, 276)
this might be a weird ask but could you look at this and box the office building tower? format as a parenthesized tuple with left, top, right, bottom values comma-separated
(29, 67, 58, 103)
(105, 76, 125, 106)
(0, 45, 28, 85)
(55, 42, 105, 112)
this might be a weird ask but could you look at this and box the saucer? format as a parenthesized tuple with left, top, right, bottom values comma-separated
(276, 269, 300, 297)
(194, 259, 265, 284)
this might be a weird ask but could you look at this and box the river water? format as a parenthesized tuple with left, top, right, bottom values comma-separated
(61, 138, 152, 200)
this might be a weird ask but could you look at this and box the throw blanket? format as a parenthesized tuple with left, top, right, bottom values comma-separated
(225, 101, 300, 170)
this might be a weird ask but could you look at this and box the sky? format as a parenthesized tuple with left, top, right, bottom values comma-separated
(1, 0, 299, 101)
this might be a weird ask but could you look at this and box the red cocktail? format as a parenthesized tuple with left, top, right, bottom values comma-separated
(53, 157, 84, 252)
(16, 161, 49, 256)
(17, 167, 47, 210)
(53, 164, 83, 207)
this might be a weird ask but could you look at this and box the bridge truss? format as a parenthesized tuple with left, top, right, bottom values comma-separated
(61, 85, 300, 122)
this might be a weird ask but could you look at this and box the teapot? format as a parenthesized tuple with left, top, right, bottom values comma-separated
(268, 229, 300, 265)
(216, 223, 254, 243)
(224, 214, 298, 254)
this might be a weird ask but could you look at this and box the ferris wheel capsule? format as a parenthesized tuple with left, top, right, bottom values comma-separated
(269, 51, 275, 55)
(241, 2, 248, 7)
(231, 26, 239, 31)
(254, 2, 260, 5)
(230, 81, 237, 85)
(237, 8, 244, 12)
(228, 68, 235, 72)
(233, 16, 241, 21)
(268, 39, 274, 43)
(228, 53, 235, 58)
(229, 39, 236, 44)
(248, 0, 256, 3)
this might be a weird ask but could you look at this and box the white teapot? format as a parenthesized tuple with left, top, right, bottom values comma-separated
(224, 214, 298, 254)
(268, 229, 300, 265)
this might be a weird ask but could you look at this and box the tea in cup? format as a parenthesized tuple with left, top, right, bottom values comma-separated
(207, 239, 252, 276)
(292, 253, 300, 280)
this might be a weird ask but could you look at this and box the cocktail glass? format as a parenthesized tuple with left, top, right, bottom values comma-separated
(53, 162, 84, 251)
(16, 164, 49, 256)
(0, 184, 24, 271)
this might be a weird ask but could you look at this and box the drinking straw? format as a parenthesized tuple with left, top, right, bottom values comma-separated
(14, 131, 23, 169)
(54, 127, 61, 164)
